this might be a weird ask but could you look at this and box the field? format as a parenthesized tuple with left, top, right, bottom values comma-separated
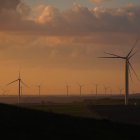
(0, 97, 140, 139)
(0, 103, 140, 139)
(20, 98, 140, 125)
(21, 102, 101, 118)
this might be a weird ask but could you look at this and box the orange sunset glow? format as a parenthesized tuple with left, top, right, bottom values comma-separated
(0, 0, 140, 95)
(1, 1, 140, 139)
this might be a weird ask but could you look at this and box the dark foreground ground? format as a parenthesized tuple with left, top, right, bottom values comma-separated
(90, 105, 140, 125)
(0, 104, 140, 139)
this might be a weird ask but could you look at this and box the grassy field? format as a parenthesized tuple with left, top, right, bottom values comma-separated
(21, 102, 101, 118)
(20, 98, 140, 126)
(0, 103, 140, 139)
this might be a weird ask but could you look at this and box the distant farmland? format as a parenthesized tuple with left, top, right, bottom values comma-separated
(20, 98, 140, 126)
(0, 94, 140, 104)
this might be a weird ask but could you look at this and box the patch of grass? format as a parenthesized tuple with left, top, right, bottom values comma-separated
(20, 98, 140, 119)
(1, 103, 140, 139)
(21, 102, 101, 119)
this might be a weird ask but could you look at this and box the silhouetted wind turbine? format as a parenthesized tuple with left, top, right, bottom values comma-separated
(95, 84, 98, 97)
(37, 85, 41, 97)
(7, 72, 28, 104)
(104, 86, 108, 96)
(119, 88, 123, 96)
(109, 87, 112, 96)
(78, 83, 84, 96)
(99, 39, 139, 105)
(66, 83, 69, 96)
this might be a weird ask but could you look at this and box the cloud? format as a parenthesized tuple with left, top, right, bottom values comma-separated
(0, 0, 20, 22)
(34, 4, 140, 35)
(0, 2, 140, 64)
(0, 0, 31, 31)
(0, 0, 20, 10)
(0, 32, 139, 70)
(90, 0, 114, 4)
(0, 1, 140, 93)
(0, 1, 140, 36)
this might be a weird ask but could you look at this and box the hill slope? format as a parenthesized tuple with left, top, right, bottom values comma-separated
(0, 104, 139, 139)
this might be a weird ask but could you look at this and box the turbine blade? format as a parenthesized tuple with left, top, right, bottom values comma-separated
(104, 52, 122, 57)
(98, 56, 123, 58)
(21, 80, 29, 87)
(129, 62, 140, 81)
(7, 79, 18, 86)
(129, 51, 138, 59)
(127, 39, 139, 57)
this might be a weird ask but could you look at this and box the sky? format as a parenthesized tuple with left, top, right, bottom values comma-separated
(25, 0, 140, 9)
(0, 0, 140, 95)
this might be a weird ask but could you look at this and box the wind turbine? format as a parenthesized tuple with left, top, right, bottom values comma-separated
(95, 84, 99, 97)
(109, 87, 113, 96)
(66, 83, 70, 96)
(78, 83, 84, 96)
(104, 86, 108, 96)
(7, 72, 28, 104)
(37, 85, 41, 97)
(99, 39, 139, 105)
(119, 88, 123, 96)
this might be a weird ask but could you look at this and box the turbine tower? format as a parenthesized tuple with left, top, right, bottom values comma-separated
(66, 84, 69, 96)
(7, 72, 28, 104)
(109, 87, 113, 96)
(99, 39, 139, 105)
(78, 84, 84, 96)
(104, 86, 108, 96)
(119, 88, 123, 96)
(20, 86, 23, 96)
(37, 85, 41, 97)
(95, 84, 98, 97)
